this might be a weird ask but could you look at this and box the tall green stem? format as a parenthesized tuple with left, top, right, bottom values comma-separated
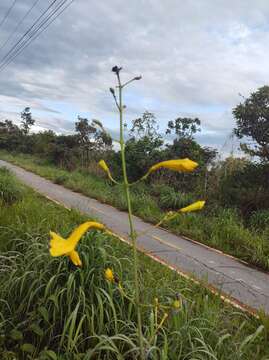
(117, 74, 144, 359)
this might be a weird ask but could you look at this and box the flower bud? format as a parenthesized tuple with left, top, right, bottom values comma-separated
(112, 66, 122, 74)
(105, 268, 114, 283)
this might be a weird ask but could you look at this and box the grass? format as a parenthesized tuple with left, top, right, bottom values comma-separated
(1, 151, 269, 272)
(0, 168, 269, 359)
(0, 166, 24, 205)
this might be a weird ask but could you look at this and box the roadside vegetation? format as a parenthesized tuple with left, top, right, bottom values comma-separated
(1, 87, 269, 273)
(0, 167, 269, 359)
(1, 150, 269, 271)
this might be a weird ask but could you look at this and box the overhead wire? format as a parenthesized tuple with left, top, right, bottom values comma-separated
(0, 0, 74, 73)
(0, 0, 18, 30)
(0, 0, 41, 53)
(0, 0, 59, 67)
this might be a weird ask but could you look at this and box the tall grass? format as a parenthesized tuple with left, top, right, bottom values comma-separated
(0, 177, 268, 358)
(0, 167, 24, 205)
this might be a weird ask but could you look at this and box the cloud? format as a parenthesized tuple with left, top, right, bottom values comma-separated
(0, 0, 269, 151)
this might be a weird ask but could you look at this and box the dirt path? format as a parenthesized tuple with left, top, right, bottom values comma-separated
(1, 159, 269, 315)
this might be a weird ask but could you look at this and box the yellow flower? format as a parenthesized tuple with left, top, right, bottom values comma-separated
(98, 160, 117, 183)
(98, 159, 109, 173)
(148, 158, 198, 174)
(172, 299, 181, 310)
(49, 221, 104, 266)
(179, 200, 205, 213)
(105, 268, 114, 282)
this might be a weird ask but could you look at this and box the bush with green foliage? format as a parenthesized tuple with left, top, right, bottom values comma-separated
(249, 209, 269, 231)
(217, 161, 269, 215)
(159, 188, 195, 210)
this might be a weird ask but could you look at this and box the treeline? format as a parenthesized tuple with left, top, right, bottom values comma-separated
(1, 86, 269, 222)
(0, 108, 216, 190)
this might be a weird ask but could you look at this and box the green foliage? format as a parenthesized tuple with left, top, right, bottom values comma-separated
(249, 209, 269, 231)
(20, 107, 35, 135)
(233, 86, 269, 161)
(166, 116, 201, 139)
(159, 187, 195, 210)
(167, 207, 269, 269)
(0, 167, 24, 205)
(0, 186, 268, 358)
(0, 120, 22, 151)
(114, 111, 164, 182)
(2, 152, 269, 271)
(75, 116, 112, 167)
(123, 137, 163, 181)
(216, 161, 269, 215)
(54, 174, 69, 185)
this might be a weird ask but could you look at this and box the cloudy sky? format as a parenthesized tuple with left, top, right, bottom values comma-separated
(0, 0, 269, 153)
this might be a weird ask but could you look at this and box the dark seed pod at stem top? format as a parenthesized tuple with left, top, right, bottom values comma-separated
(112, 66, 122, 74)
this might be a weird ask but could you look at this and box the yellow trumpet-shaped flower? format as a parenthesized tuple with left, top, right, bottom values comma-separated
(98, 160, 117, 183)
(49, 221, 104, 266)
(179, 200, 205, 213)
(148, 158, 198, 174)
(104, 268, 114, 282)
(98, 159, 109, 173)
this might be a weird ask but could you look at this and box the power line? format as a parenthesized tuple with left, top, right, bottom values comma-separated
(0, 0, 18, 30)
(0, 0, 41, 53)
(0, 0, 74, 73)
(0, 0, 59, 67)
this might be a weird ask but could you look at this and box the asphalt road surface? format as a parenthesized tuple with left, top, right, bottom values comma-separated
(1, 159, 269, 314)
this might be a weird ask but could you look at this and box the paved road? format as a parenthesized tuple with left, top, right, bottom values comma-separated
(1, 159, 269, 314)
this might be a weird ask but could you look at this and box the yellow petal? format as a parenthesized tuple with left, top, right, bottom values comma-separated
(98, 159, 109, 173)
(69, 250, 82, 267)
(68, 221, 105, 247)
(179, 201, 205, 213)
(104, 268, 114, 282)
(172, 299, 181, 309)
(49, 231, 74, 256)
(149, 158, 198, 173)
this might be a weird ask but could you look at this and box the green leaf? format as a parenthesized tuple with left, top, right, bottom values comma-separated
(38, 306, 49, 322)
(30, 323, 44, 337)
(10, 329, 23, 341)
(40, 350, 58, 360)
(21, 343, 35, 353)
(239, 325, 264, 353)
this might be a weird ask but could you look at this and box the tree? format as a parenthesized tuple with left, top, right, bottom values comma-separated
(51, 134, 80, 169)
(32, 130, 56, 157)
(75, 116, 112, 165)
(233, 86, 269, 161)
(130, 111, 162, 141)
(121, 111, 163, 180)
(164, 117, 216, 192)
(20, 107, 35, 135)
(0, 120, 22, 150)
(166, 117, 201, 139)
(165, 116, 215, 167)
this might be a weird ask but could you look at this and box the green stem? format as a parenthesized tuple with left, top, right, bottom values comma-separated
(117, 73, 144, 359)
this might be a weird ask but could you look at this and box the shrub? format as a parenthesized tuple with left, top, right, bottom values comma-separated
(249, 210, 269, 231)
(149, 183, 173, 197)
(54, 174, 69, 185)
(159, 187, 194, 210)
